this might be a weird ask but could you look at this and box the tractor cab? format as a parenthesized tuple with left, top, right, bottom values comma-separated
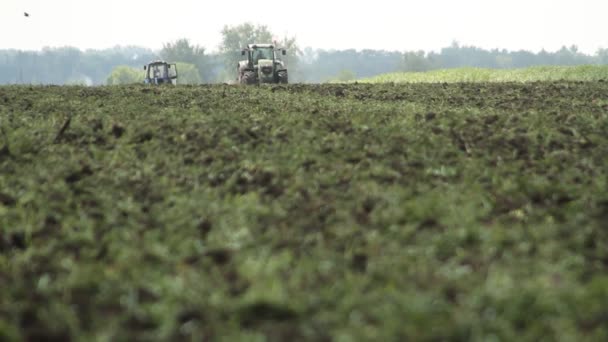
(144, 60, 178, 85)
(241, 44, 286, 68)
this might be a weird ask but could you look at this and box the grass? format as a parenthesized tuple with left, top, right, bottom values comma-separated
(1, 82, 608, 341)
(362, 65, 608, 83)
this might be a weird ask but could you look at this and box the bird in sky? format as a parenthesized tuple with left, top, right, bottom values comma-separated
(24, 12, 30, 17)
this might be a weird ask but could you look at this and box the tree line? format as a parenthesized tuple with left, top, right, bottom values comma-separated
(2, 23, 608, 85)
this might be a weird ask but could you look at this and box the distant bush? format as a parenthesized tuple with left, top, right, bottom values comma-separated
(362, 65, 608, 83)
(175, 63, 202, 85)
(106, 66, 141, 85)
(335, 69, 357, 82)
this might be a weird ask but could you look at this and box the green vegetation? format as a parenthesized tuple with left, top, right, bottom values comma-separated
(334, 69, 357, 82)
(363, 65, 608, 83)
(160, 39, 210, 82)
(106, 65, 142, 85)
(7, 37, 608, 85)
(1, 82, 608, 340)
(0, 46, 157, 85)
(173, 63, 201, 85)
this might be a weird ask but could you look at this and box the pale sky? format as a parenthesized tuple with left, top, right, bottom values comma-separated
(2, 0, 607, 54)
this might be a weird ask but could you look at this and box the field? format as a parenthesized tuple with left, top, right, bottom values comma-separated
(1, 82, 608, 341)
(363, 65, 608, 83)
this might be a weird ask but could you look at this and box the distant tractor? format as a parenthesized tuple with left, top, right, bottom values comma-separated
(144, 60, 178, 85)
(238, 44, 288, 85)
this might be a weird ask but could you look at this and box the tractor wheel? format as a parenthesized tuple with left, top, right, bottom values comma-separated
(240, 71, 256, 85)
(277, 70, 288, 84)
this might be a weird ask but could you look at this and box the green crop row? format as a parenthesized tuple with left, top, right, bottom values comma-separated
(361, 65, 608, 83)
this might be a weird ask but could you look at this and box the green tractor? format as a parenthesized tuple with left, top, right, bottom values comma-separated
(144, 60, 178, 85)
(238, 44, 288, 85)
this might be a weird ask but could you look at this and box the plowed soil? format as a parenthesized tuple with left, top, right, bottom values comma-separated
(1, 83, 608, 341)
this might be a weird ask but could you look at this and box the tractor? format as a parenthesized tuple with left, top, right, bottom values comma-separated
(238, 44, 288, 85)
(144, 60, 178, 85)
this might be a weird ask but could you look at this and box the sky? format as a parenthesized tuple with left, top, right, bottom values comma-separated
(1, 0, 607, 54)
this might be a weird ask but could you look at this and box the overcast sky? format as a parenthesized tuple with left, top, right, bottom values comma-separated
(2, 0, 607, 54)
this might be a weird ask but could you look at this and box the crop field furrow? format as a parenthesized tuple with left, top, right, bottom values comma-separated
(1, 83, 608, 341)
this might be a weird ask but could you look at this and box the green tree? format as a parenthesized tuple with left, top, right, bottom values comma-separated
(175, 62, 201, 85)
(596, 48, 608, 64)
(335, 69, 356, 82)
(276, 35, 301, 81)
(161, 39, 208, 82)
(495, 55, 513, 69)
(106, 65, 141, 85)
(400, 51, 434, 72)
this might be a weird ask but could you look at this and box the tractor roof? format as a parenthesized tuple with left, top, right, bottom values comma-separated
(148, 60, 170, 66)
(248, 44, 274, 49)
